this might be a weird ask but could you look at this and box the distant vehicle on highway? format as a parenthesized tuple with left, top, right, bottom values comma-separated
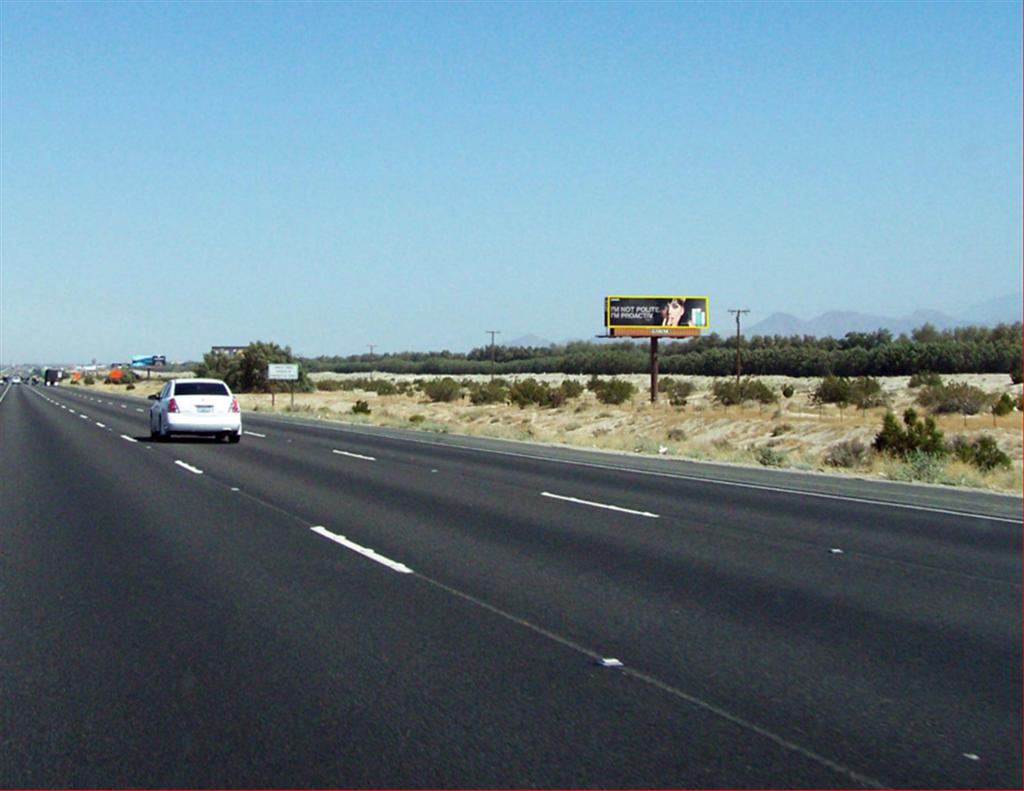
(11, 375, 21, 384)
(148, 378, 241, 442)
(44, 368, 61, 386)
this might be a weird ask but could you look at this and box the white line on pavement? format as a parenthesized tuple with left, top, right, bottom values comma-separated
(310, 526, 413, 573)
(95, 422, 106, 428)
(541, 491, 660, 519)
(174, 460, 204, 475)
(244, 431, 266, 438)
(135, 408, 144, 413)
(120, 435, 138, 443)
(332, 449, 376, 461)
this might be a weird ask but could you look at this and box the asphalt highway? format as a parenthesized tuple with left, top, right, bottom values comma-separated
(1, 382, 1021, 788)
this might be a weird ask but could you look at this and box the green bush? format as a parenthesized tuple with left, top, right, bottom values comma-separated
(593, 378, 637, 405)
(469, 380, 509, 405)
(873, 408, 947, 459)
(992, 392, 1015, 417)
(916, 382, 992, 415)
(409, 414, 425, 424)
(315, 379, 344, 391)
(781, 384, 795, 398)
(508, 378, 567, 408)
(811, 374, 849, 405)
(351, 400, 371, 415)
(755, 446, 786, 467)
(908, 371, 943, 388)
(422, 377, 462, 403)
(950, 435, 1012, 471)
(712, 378, 776, 406)
(559, 379, 584, 399)
(83, 375, 96, 385)
(661, 377, 695, 406)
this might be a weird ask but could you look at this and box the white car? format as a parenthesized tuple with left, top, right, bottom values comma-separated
(148, 378, 242, 442)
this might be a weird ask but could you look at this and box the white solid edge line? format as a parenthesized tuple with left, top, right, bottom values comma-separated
(310, 526, 413, 573)
(120, 435, 138, 443)
(244, 431, 266, 438)
(174, 460, 204, 475)
(352, 430, 1019, 524)
(332, 449, 376, 461)
(542, 491, 659, 518)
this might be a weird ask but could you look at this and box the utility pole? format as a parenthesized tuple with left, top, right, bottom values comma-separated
(728, 309, 750, 385)
(367, 344, 377, 381)
(485, 330, 500, 380)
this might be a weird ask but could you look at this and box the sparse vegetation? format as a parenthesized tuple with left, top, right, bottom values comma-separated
(591, 378, 637, 405)
(351, 400, 371, 415)
(950, 435, 1012, 471)
(874, 408, 947, 459)
(712, 378, 776, 406)
(825, 439, 871, 468)
(909, 371, 943, 388)
(916, 381, 992, 415)
(422, 377, 463, 403)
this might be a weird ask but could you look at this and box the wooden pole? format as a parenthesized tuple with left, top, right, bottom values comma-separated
(650, 337, 659, 403)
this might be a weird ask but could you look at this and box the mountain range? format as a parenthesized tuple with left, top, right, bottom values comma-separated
(743, 293, 1021, 339)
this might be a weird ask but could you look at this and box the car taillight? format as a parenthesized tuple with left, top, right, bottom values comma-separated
(229, 398, 239, 413)
(168, 398, 180, 413)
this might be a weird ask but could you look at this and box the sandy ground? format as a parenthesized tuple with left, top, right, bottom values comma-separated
(83, 372, 1022, 493)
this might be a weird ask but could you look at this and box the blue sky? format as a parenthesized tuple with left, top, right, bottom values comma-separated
(2, 1, 1021, 363)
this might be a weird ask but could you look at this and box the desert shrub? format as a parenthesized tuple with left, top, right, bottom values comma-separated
(559, 379, 584, 399)
(825, 439, 871, 468)
(781, 384, 795, 398)
(126, 383, 136, 391)
(848, 376, 887, 409)
(873, 408, 947, 459)
(771, 423, 793, 436)
(992, 392, 1015, 417)
(661, 377, 695, 406)
(712, 378, 776, 406)
(756, 446, 786, 467)
(593, 378, 637, 405)
(468, 380, 509, 405)
(950, 435, 1012, 471)
(811, 374, 850, 405)
(508, 378, 575, 408)
(315, 379, 344, 391)
(372, 380, 398, 396)
(916, 382, 991, 415)
(70, 379, 80, 386)
(422, 377, 462, 403)
(351, 400, 371, 415)
(409, 414, 425, 424)
(909, 371, 943, 388)
(83, 375, 96, 385)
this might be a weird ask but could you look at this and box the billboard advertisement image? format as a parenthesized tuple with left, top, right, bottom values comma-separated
(606, 296, 709, 329)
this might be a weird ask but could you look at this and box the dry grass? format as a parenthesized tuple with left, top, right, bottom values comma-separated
(80, 372, 1023, 494)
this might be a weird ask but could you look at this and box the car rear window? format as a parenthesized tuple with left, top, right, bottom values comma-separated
(174, 382, 230, 396)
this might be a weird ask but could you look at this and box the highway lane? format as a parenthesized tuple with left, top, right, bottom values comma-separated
(3, 382, 1021, 787)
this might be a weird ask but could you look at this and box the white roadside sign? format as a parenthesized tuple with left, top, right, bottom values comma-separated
(267, 363, 299, 380)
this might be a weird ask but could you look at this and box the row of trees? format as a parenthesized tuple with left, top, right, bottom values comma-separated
(301, 323, 1022, 378)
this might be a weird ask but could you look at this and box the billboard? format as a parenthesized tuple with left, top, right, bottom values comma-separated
(605, 296, 709, 331)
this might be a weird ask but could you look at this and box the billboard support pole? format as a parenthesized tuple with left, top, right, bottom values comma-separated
(650, 337, 659, 403)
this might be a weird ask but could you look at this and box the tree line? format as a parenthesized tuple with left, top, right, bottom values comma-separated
(299, 322, 1022, 379)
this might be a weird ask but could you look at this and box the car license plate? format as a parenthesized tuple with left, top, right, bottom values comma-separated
(197, 405, 213, 413)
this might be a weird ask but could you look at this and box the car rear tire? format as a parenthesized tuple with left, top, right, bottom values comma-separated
(229, 431, 241, 444)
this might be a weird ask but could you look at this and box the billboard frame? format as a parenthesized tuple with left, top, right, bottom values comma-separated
(605, 295, 710, 332)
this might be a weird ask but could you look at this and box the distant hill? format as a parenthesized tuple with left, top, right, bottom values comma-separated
(503, 334, 555, 348)
(746, 294, 1021, 338)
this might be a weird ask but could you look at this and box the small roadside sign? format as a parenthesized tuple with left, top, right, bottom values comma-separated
(267, 363, 299, 380)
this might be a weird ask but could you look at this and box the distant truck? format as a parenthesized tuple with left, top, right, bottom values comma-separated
(44, 368, 61, 386)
